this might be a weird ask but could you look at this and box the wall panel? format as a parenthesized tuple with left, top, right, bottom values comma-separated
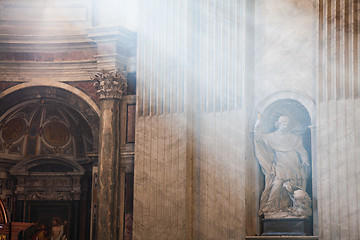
(136, 0, 186, 117)
(134, 0, 248, 239)
(317, 99, 360, 240)
(319, 0, 360, 101)
(317, 1, 360, 239)
(133, 114, 187, 239)
(196, 0, 244, 112)
(196, 111, 246, 239)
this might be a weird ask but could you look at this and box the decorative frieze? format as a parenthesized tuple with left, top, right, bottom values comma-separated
(26, 191, 74, 201)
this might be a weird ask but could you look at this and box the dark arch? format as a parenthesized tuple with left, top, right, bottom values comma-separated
(0, 86, 99, 152)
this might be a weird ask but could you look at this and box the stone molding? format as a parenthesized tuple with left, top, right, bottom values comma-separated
(14, 174, 82, 201)
(92, 69, 127, 99)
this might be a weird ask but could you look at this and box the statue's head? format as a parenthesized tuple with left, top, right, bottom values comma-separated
(275, 116, 290, 132)
(294, 189, 307, 200)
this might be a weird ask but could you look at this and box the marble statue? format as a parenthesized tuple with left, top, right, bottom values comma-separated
(254, 116, 311, 218)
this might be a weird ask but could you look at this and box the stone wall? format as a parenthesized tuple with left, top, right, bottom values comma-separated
(134, 0, 360, 239)
(317, 1, 360, 239)
(133, 0, 249, 239)
(197, 111, 246, 239)
(318, 100, 360, 240)
(133, 114, 187, 239)
(250, 0, 317, 235)
(133, 1, 188, 237)
(254, 0, 317, 105)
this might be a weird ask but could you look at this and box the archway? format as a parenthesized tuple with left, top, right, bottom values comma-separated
(0, 86, 99, 152)
(0, 86, 99, 240)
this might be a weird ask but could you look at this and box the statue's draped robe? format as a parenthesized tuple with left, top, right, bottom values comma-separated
(255, 131, 309, 214)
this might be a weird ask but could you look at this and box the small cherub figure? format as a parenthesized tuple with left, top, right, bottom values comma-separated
(283, 181, 312, 218)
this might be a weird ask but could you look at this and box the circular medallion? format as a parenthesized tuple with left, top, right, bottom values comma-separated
(43, 122, 70, 147)
(2, 118, 26, 143)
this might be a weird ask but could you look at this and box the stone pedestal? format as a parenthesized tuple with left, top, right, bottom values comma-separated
(262, 218, 312, 236)
(246, 236, 318, 240)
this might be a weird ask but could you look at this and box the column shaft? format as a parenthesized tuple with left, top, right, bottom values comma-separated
(97, 98, 120, 240)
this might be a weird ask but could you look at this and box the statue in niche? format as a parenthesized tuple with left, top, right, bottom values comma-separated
(254, 115, 311, 219)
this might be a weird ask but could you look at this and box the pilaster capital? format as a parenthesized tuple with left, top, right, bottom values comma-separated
(92, 69, 128, 100)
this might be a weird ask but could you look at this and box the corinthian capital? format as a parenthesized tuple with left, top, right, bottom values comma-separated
(92, 69, 128, 99)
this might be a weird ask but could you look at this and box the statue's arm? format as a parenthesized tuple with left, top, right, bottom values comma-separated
(254, 118, 274, 176)
(254, 118, 263, 141)
(297, 145, 310, 166)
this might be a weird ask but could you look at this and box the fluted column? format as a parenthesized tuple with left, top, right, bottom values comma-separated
(93, 70, 127, 240)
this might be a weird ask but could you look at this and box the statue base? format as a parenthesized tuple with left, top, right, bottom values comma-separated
(262, 218, 312, 236)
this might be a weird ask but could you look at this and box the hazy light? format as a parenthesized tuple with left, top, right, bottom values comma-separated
(97, 0, 139, 31)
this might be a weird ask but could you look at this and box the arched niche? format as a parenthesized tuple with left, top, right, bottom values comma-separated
(249, 91, 317, 235)
(0, 99, 95, 162)
(0, 86, 99, 154)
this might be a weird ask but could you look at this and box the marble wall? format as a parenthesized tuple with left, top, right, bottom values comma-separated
(317, 1, 360, 239)
(134, 0, 360, 239)
(254, 0, 317, 104)
(196, 111, 246, 239)
(133, 0, 188, 238)
(134, 0, 249, 239)
(318, 99, 360, 240)
(251, 0, 318, 235)
(318, 0, 359, 101)
(135, 0, 186, 117)
(133, 114, 187, 239)
(194, 1, 249, 238)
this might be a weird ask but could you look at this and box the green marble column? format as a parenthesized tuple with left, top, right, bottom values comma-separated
(93, 70, 127, 240)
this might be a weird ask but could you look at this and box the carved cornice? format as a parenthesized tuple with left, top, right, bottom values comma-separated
(92, 69, 128, 99)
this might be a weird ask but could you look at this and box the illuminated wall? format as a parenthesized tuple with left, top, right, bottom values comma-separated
(134, 0, 250, 239)
(317, 1, 360, 239)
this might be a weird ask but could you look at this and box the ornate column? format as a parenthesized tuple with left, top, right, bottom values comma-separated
(93, 70, 127, 240)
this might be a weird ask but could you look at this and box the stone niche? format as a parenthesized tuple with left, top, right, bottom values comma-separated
(253, 96, 315, 236)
